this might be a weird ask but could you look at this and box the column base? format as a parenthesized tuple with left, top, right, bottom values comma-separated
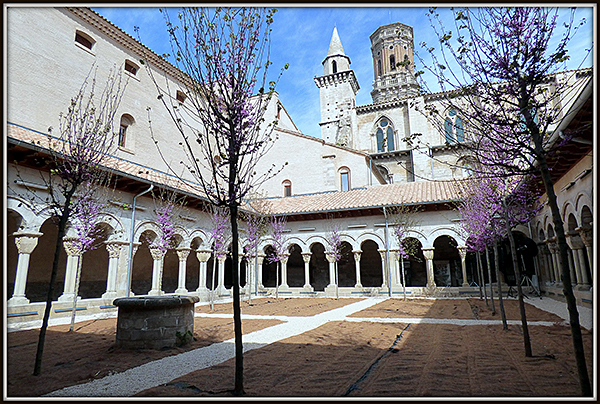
(57, 293, 80, 302)
(148, 289, 163, 296)
(7, 295, 30, 306)
(215, 285, 230, 297)
(175, 287, 189, 294)
(101, 291, 118, 300)
(324, 284, 338, 297)
(575, 284, 591, 291)
(302, 284, 314, 293)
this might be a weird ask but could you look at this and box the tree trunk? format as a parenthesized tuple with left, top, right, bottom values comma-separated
(538, 155, 591, 395)
(229, 203, 244, 396)
(34, 193, 74, 375)
(485, 247, 496, 315)
(493, 242, 508, 330)
(69, 255, 83, 332)
(504, 203, 532, 357)
(477, 251, 487, 304)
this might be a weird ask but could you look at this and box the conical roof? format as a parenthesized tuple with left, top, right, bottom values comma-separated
(327, 26, 345, 56)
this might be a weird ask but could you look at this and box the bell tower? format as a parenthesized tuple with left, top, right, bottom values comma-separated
(370, 22, 420, 103)
(314, 26, 359, 146)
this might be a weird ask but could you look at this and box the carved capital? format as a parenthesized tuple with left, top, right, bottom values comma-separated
(325, 252, 338, 263)
(576, 227, 593, 247)
(279, 253, 290, 265)
(301, 252, 312, 264)
(257, 254, 265, 265)
(421, 247, 435, 261)
(176, 248, 192, 261)
(378, 249, 388, 262)
(196, 249, 212, 262)
(566, 232, 584, 250)
(149, 244, 167, 260)
(13, 232, 43, 255)
(352, 250, 362, 262)
(105, 242, 122, 259)
(63, 237, 83, 257)
(457, 246, 468, 260)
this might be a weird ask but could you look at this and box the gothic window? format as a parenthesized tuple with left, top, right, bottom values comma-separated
(443, 109, 464, 144)
(339, 167, 350, 191)
(390, 54, 396, 71)
(282, 180, 292, 197)
(118, 114, 134, 148)
(332, 60, 337, 74)
(74, 30, 95, 50)
(375, 118, 395, 152)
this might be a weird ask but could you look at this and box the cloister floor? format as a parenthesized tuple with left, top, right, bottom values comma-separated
(6, 297, 594, 398)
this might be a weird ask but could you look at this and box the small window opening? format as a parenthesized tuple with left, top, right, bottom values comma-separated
(332, 60, 338, 74)
(390, 55, 396, 71)
(176, 91, 186, 103)
(118, 114, 134, 148)
(124, 60, 139, 76)
(339, 168, 350, 191)
(283, 180, 292, 197)
(75, 31, 94, 50)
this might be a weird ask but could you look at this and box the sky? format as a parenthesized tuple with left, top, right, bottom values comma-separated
(92, 5, 594, 139)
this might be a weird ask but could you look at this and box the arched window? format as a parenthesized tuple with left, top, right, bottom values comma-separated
(118, 114, 135, 148)
(332, 60, 337, 74)
(390, 54, 396, 71)
(74, 30, 95, 51)
(282, 180, 292, 197)
(443, 109, 464, 144)
(375, 118, 395, 152)
(377, 59, 382, 76)
(339, 167, 350, 191)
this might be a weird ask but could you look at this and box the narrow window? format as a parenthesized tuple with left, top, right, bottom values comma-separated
(444, 118, 454, 143)
(386, 127, 395, 151)
(176, 90, 186, 103)
(118, 114, 134, 148)
(283, 180, 292, 197)
(124, 60, 139, 76)
(455, 117, 464, 142)
(332, 60, 338, 74)
(377, 59, 382, 76)
(340, 168, 350, 191)
(74, 31, 94, 50)
(390, 55, 396, 71)
(376, 129, 385, 153)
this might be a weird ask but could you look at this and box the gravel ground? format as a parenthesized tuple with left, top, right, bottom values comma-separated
(41, 295, 593, 397)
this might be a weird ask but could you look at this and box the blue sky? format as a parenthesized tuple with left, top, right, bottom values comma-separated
(92, 6, 594, 139)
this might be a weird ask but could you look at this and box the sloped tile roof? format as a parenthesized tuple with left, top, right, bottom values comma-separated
(259, 180, 468, 215)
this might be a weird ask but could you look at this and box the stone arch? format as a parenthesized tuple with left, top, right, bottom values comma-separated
(432, 235, 462, 286)
(285, 236, 308, 252)
(575, 192, 593, 219)
(356, 232, 384, 249)
(306, 235, 331, 251)
(6, 209, 25, 301)
(338, 233, 358, 251)
(262, 244, 278, 288)
(287, 243, 305, 287)
(425, 227, 465, 249)
(399, 237, 426, 287)
(562, 201, 577, 224)
(26, 216, 67, 302)
(580, 205, 593, 229)
(7, 196, 41, 231)
(359, 239, 383, 287)
(337, 241, 356, 287)
(77, 221, 113, 299)
(309, 242, 329, 291)
(389, 229, 427, 250)
(130, 226, 159, 295)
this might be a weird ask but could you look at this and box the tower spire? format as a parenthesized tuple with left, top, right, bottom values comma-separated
(327, 26, 345, 56)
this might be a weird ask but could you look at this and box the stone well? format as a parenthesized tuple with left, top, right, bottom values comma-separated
(113, 295, 199, 350)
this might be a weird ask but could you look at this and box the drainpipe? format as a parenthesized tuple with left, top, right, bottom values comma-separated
(383, 206, 392, 297)
(126, 183, 154, 297)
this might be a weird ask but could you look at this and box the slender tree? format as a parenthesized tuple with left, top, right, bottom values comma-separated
(268, 215, 288, 300)
(415, 7, 591, 395)
(139, 7, 288, 394)
(13, 65, 126, 376)
(389, 205, 422, 300)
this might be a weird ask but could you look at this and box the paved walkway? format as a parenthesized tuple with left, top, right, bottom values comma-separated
(42, 295, 592, 397)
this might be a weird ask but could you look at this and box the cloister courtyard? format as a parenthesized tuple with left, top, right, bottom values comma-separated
(6, 296, 594, 398)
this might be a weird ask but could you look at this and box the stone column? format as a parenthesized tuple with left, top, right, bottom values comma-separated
(566, 234, 590, 289)
(195, 250, 211, 293)
(389, 249, 401, 288)
(422, 247, 436, 289)
(536, 242, 550, 284)
(279, 253, 290, 290)
(8, 232, 43, 306)
(577, 226, 593, 283)
(567, 248, 577, 287)
(175, 248, 191, 294)
(257, 254, 265, 289)
(148, 245, 167, 296)
(118, 242, 140, 297)
(457, 246, 469, 287)
(102, 241, 122, 299)
(378, 249, 388, 288)
(324, 253, 338, 296)
(301, 252, 314, 292)
(216, 254, 228, 295)
(58, 237, 83, 302)
(547, 241, 560, 284)
(245, 254, 255, 295)
(352, 250, 363, 288)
